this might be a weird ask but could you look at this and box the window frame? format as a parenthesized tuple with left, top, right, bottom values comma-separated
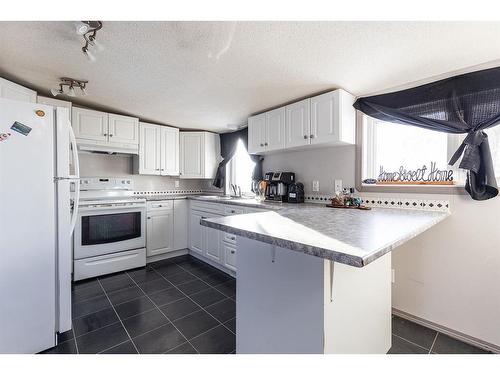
(355, 111, 468, 195)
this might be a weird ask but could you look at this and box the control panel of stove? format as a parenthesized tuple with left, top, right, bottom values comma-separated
(79, 177, 134, 191)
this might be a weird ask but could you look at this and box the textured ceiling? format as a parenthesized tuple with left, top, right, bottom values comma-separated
(1, 21, 500, 132)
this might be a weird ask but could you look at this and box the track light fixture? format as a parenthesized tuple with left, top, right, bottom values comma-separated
(51, 78, 89, 97)
(77, 21, 103, 62)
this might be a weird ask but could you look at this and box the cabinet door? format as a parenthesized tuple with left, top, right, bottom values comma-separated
(160, 126, 179, 175)
(310, 91, 340, 145)
(180, 133, 203, 178)
(189, 210, 204, 255)
(139, 123, 161, 175)
(108, 114, 139, 145)
(173, 200, 188, 250)
(265, 107, 286, 152)
(222, 243, 237, 272)
(248, 113, 266, 154)
(0, 77, 36, 103)
(285, 98, 311, 148)
(72, 107, 108, 141)
(146, 211, 174, 257)
(203, 214, 221, 262)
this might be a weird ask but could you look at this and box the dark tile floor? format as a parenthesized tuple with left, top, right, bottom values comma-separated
(41, 255, 492, 355)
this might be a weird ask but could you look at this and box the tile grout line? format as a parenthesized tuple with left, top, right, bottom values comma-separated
(429, 332, 439, 354)
(96, 278, 140, 354)
(97, 339, 132, 354)
(124, 271, 199, 354)
(149, 264, 235, 352)
(152, 263, 233, 328)
(174, 262, 235, 298)
(392, 333, 433, 352)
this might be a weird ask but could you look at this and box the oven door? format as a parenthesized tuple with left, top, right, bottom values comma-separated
(74, 204, 146, 259)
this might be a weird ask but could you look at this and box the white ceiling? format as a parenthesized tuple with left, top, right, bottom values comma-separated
(1, 21, 500, 132)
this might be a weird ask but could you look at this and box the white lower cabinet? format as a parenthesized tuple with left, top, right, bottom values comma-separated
(189, 210, 204, 255)
(204, 214, 222, 262)
(146, 201, 174, 257)
(188, 201, 252, 274)
(222, 243, 237, 272)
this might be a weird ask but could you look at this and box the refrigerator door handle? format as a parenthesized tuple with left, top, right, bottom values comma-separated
(68, 122, 80, 180)
(68, 122, 80, 235)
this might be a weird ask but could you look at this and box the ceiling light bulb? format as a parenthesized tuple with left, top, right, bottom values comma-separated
(76, 22, 89, 35)
(50, 88, 61, 97)
(67, 86, 76, 97)
(83, 48, 96, 62)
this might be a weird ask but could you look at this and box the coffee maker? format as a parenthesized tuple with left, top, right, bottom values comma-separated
(264, 172, 295, 202)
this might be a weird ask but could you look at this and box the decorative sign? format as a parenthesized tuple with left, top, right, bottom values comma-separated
(377, 162, 454, 185)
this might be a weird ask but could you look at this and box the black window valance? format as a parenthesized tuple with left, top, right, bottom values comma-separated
(354, 66, 500, 200)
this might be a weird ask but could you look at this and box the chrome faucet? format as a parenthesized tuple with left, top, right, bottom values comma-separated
(230, 184, 242, 197)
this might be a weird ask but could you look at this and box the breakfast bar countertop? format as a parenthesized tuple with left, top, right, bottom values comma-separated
(200, 205, 449, 267)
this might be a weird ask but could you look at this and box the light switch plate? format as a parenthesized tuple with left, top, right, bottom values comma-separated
(312, 180, 320, 192)
(334, 179, 342, 192)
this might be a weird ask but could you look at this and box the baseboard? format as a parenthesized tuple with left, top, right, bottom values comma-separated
(146, 249, 188, 264)
(188, 250, 236, 278)
(392, 308, 500, 354)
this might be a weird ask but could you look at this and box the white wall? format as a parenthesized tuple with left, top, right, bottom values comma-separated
(263, 146, 500, 347)
(78, 152, 220, 192)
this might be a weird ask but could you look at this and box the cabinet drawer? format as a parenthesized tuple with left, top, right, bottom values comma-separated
(223, 205, 245, 215)
(190, 201, 224, 215)
(147, 200, 173, 211)
(223, 231, 237, 245)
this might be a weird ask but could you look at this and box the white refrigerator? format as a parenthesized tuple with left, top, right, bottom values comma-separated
(0, 97, 79, 353)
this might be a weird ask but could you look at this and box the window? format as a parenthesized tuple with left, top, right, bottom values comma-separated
(362, 116, 466, 185)
(485, 126, 500, 179)
(226, 139, 255, 195)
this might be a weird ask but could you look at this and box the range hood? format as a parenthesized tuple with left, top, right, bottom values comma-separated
(77, 141, 138, 155)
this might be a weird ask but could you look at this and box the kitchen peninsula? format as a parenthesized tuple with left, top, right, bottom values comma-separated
(201, 203, 449, 354)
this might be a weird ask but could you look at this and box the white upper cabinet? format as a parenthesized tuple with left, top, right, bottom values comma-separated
(0, 77, 36, 103)
(72, 108, 140, 154)
(137, 122, 179, 176)
(248, 113, 267, 154)
(108, 114, 139, 146)
(138, 123, 161, 175)
(180, 132, 203, 178)
(265, 107, 286, 152)
(72, 107, 108, 142)
(285, 98, 311, 148)
(310, 89, 355, 146)
(160, 126, 179, 175)
(248, 89, 355, 154)
(180, 131, 220, 179)
(247, 107, 286, 154)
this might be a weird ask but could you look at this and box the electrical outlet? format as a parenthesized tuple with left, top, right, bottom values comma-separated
(334, 179, 343, 192)
(312, 180, 320, 192)
(174, 180, 180, 188)
(391, 269, 395, 284)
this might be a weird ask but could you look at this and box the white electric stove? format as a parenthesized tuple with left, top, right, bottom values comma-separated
(73, 177, 146, 281)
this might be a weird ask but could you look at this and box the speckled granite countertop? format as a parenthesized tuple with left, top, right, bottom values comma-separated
(200, 206, 449, 267)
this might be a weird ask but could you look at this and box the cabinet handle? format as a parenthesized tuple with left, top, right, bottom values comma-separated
(310, 134, 314, 139)
(264, 142, 268, 146)
(230, 250, 235, 254)
(156, 168, 160, 171)
(303, 135, 308, 139)
(147, 216, 151, 219)
(161, 169, 164, 171)
(103, 133, 108, 136)
(109, 134, 113, 137)
(230, 236, 236, 240)
(260, 143, 264, 147)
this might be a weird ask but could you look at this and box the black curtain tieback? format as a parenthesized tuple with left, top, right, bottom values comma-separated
(449, 130, 486, 174)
